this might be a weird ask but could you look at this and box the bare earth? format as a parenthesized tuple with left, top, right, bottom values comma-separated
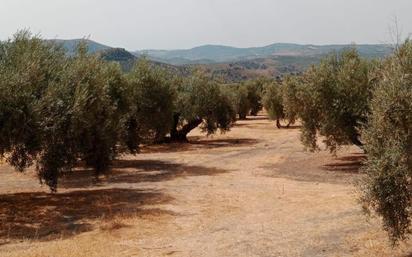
(0, 114, 411, 257)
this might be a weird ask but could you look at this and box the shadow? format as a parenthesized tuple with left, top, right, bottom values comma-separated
(323, 153, 366, 174)
(190, 138, 259, 148)
(142, 137, 259, 154)
(109, 160, 228, 184)
(243, 116, 269, 121)
(264, 152, 365, 184)
(283, 125, 302, 130)
(233, 123, 250, 127)
(266, 124, 302, 130)
(60, 159, 229, 189)
(0, 188, 175, 243)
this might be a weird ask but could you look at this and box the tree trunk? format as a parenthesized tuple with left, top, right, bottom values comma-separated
(275, 119, 292, 129)
(239, 113, 247, 120)
(169, 116, 203, 142)
(351, 134, 363, 148)
(276, 118, 281, 129)
(170, 113, 181, 141)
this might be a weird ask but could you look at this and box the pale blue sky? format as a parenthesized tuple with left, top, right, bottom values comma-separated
(1, 0, 411, 50)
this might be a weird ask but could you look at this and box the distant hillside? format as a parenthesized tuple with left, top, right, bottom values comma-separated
(47, 40, 181, 74)
(136, 43, 393, 65)
(50, 39, 111, 55)
(190, 55, 323, 82)
(99, 47, 189, 75)
(46, 39, 395, 82)
(98, 48, 137, 71)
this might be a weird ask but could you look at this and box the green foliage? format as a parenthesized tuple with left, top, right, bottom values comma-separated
(0, 31, 238, 189)
(262, 81, 285, 124)
(297, 49, 373, 152)
(0, 32, 130, 191)
(127, 60, 176, 143)
(0, 30, 67, 174)
(171, 72, 236, 141)
(281, 76, 301, 125)
(361, 41, 412, 243)
(245, 78, 265, 116)
(64, 46, 127, 178)
(224, 78, 264, 120)
(261, 78, 299, 128)
(235, 84, 251, 120)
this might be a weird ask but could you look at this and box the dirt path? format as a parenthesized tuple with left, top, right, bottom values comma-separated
(0, 115, 411, 257)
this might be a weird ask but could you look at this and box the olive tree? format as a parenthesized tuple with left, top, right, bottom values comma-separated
(170, 72, 236, 142)
(0, 31, 67, 175)
(63, 46, 129, 179)
(220, 83, 246, 120)
(297, 49, 373, 152)
(262, 81, 286, 128)
(261, 76, 301, 129)
(281, 75, 301, 126)
(127, 60, 176, 144)
(235, 84, 251, 120)
(34, 44, 129, 190)
(0, 32, 132, 191)
(245, 78, 265, 116)
(360, 40, 412, 243)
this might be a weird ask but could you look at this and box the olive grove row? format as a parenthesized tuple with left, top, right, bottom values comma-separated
(262, 41, 412, 243)
(0, 31, 266, 191)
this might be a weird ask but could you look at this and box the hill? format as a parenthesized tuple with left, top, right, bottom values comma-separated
(99, 48, 189, 75)
(50, 39, 111, 55)
(48, 39, 394, 82)
(136, 43, 393, 65)
(192, 55, 322, 82)
(49, 40, 186, 74)
(98, 48, 138, 71)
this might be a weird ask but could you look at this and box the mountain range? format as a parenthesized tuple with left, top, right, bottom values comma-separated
(135, 43, 393, 65)
(50, 39, 394, 82)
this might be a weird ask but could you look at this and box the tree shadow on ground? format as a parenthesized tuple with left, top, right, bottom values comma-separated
(142, 138, 259, 154)
(60, 159, 229, 189)
(322, 153, 366, 174)
(0, 188, 175, 243)
(190, 138, 259, 148)
(264, 152, 365, 184)
(109, 159, 228, 184)
(282, 125, 302, 130)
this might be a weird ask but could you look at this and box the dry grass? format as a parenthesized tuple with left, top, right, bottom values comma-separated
(0, 114, 411, 257)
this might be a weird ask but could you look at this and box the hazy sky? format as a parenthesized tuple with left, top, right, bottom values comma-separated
(1, 0, 411, 50)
